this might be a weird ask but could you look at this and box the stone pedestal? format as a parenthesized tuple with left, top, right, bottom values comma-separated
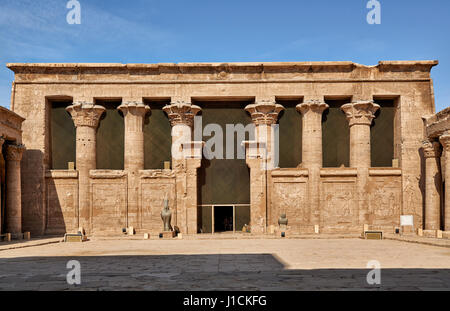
(164, 100, 202, 234)
(160, 231, 176, 238)
(297, 99, 328, 224)
(244, 100, 284, 233)
(342, 101, 379, 225)
(440, 133, 450, 231)
(66, 102, 105, 233)
(5, 144, 25, 238)
(118, 102, 150, 228)
(422, 140, 442, 230)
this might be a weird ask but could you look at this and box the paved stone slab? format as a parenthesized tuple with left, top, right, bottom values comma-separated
(0, 238, 449, 290)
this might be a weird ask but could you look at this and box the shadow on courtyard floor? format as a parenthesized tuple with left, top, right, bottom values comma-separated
(0, 254, 449, 290)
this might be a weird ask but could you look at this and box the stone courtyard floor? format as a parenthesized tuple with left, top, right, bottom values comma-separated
(0, 238, 449, 290)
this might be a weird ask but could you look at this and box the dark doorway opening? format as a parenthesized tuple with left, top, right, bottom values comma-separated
(214, 206, 233, 232)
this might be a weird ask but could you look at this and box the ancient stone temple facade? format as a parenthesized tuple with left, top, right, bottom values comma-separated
(5, 60, 449, 237)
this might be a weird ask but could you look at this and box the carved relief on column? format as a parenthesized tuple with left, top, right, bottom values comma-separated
(163, 101, 201, 128)
(296, 99, 328, 168)
(341, 100, 379, 227)
(439, 132, 450, 231)
(5, 144, 25, 162)
(5, 143, 25, 237)
(422, 140, 442, 231)
(245, 100, 284, 165)
(66, 102, 105, 234)
(244, 100, 283, 234)
(118, 102, 150, 230)
(164, 100, 202, 235)
(296, 99, 328, 116)
(296, 99, 328, 227)
(118, 102, 150, 168)
(245, 100, 284, 125)
(66, 102, 106, 128)
(118, 102, 150, 130)
(341, 100, 379, 168)
(341, 101, 380, 127)
(422, 140, 441, 159)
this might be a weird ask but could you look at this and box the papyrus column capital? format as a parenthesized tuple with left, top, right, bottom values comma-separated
(66, 102, 106, 128)
(422, 140, 441, 158)
(296, 99, 329, 115)
(5, 144, 25, 162)
(341, 101, 380, 127)
(245, 100, 284, 125)
(439, 131, 450, 152)
(163, 101, 201, 127)
(118, 102, 150, 117)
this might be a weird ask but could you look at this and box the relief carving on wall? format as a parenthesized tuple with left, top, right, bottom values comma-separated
(46, 181, 77, 233)
(92, 183, 126, 231)
(141, 182, 176, 231)
(272, 182, 307, 226)
(321, 182, 355, 225)
(140, 169, 176, 179)
(368, 178, 401, 224)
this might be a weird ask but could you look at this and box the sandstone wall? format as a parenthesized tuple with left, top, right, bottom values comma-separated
(8, 61, 437, 235)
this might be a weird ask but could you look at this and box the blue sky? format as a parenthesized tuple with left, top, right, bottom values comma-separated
(0, 0, 449, 111)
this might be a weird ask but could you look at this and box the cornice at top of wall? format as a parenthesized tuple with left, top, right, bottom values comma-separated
(6, 60, 438, 74)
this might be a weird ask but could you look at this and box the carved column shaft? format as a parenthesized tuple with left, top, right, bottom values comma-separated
(342, 101, 379, 226)
(342, 101, 380, 168)
(5, 144, 25, 237)
(297, 100, 328, 168)
(422, 140, 442, 230)
(440, 133, 450, 231)
(66, 102, 105, 232)
(118, 102, 150, 228)
(164, 101, 201, 234)
(297, 100, 328, 225)
(118, 102, 150, 171)
(245, 100, 284, 233)
(246, 100, 284, 163)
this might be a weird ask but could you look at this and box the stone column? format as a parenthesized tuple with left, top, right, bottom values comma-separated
(244, 100, 284, 233)
(297, 100, 328, 226)
(440, 132, 450, 231)
(422, 140, 442, 231)
(341, 101, 380, 226)
(163, 100, 202, 234)
(118, 102, 150, 228)
(341, 101, 380, 168)
(296, 100, 329, 167)
(5, 143, 25, 238)
(245, 100, 284, 168)
(66, 102, 105, 233)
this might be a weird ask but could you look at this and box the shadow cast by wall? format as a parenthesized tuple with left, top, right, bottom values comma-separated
(0, 253, 448, 291)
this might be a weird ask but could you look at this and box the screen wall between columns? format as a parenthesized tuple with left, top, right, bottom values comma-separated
(322, 99, 350, 167)
(143, 100, 172, 169)
(96, 101, 124, 170)
(50, 101, 76, 170)
(278, 100, 302, 168)
(371, 99, 395, 167)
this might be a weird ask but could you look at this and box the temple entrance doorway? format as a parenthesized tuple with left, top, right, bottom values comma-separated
(196, 101, 252, 234)
(214, 206, 233, 232)
(199, 204, 250, 233)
